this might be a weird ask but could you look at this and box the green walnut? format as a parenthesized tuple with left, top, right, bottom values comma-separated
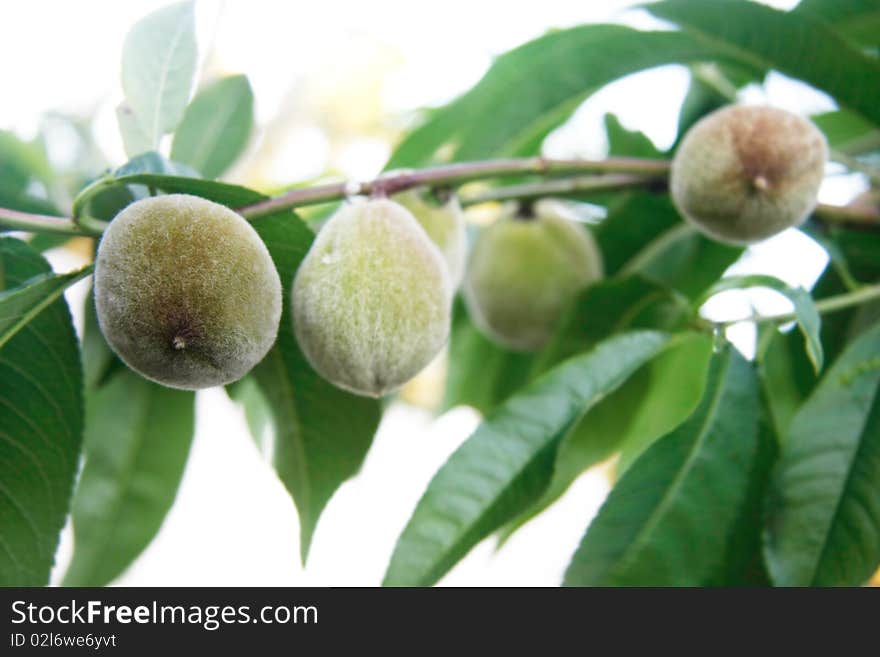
(671, 105, 827, 245)
(94, 194, 282, 390)
(463, 200, 603, 351)
(292, 198, 452, 397)
(394, 187, 467, 287)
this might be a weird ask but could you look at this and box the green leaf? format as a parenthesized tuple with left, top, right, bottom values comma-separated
(0, 237, 83, 585)
(171, 75, 255, 178)
(763, 321, 880, 586)
(383, 330, 671, 586)
(63, 370, 195, 586)
(0, 266, 92, 348)
(795, 0, 880, 49)
(503, 332, 713, 542)
(387, 25, 747, 166)
(708, 406, 778, 586)
(442, 298, 535, 415)
(114, 152, 201, 178)
(121, 1, 198, 147)
(563, 346, 760, 586)
(604, 114, 663, 159)
(251, 211, 382, 563)
(700, 274, 824, 373)
(116, 104, 154, 159)
(81, 287, 123, 391)
(649, 0, 880, 127)
(757, 325, 818, 441)
(811, 109, 880, 153)
(226, 376, 272, 449)
(531, 276, 692, 377)
(598, 194, 742, 300)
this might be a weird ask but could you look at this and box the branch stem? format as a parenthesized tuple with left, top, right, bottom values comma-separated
(0, 206, 96, 236)
(712, 283, 880, 328)
(238, 156, 671, 219)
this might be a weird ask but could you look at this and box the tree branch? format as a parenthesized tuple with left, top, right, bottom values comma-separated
(0, 206, 96, 236)
(237, 156, 671, 219)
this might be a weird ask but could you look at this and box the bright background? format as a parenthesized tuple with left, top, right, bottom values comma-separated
(0, 0, 869, 585)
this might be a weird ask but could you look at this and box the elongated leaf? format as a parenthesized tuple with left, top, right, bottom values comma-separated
(0, 237, 83, 585)
(384, 331, 671, 586)
(503, 332, 713, 541)
(796, 0, 880, 49)
(700, 274, 823, 373)
(442, 298, 535, 415)
(387, 26, 746, 167)
(758, 325, 818, 441)
(531, 276, 692, 377)
(0, 266, 92, 348)
(121, 1, 198, 147)
(598, 194, 742, 300)
(649, 0, 880, 126)
(763, 321, 880, 586)
(564, 346, 760, 586)
(63, 370, 195, 586)
(604, 114, 663, 159)
(171, 75, 254, 178)
(226, 376, 271, 449)
(116, 103, 153, 159)
(251, 212, 382, 562)
(811, 109, 880, 153)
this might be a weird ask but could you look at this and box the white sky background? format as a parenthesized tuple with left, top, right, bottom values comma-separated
(0, 0, 869, 585)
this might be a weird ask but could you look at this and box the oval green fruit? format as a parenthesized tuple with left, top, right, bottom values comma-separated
(671, 105, 827, 245)
(394, 187, 467, 287)
(292, 198, 452, 397)
(94, 194, 282, 390)
(463, 200, 603, 351)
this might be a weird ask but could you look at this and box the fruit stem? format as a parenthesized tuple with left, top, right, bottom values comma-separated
(709, 282, 880, 329)
(237, 156, 671, 219)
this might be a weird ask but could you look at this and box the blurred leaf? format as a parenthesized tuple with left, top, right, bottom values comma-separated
(811, 109, 880, 153)
(795, 0, 880, 49)
(825, 226, 880, 282)
(0, 265, 91, 347)
(226, 376, 272, 450)
(0, 237, 83, 585)
(81, 287, 123, 391)
(171, 75, 254, 178)
(503, 332, 713, 542)
(598, 193, 742, 299)
(564, 347, 760, 586)
(116, 104, 154, 159)
(442, 298, 535, 415)
(384, 331, 671, 586)
(121, 1, 198, 147)
(700, 274, 823, 373)
(251, 212, 383, 563)
(708, 405, 778, 586)
(604, 114, 663, 159)
(64, 370, 195, 586)
(758, 325, 819, 441)
(649, 0, 880, 127)
(26, 233, 74, 254)
(532, 276, 692, 377)
(763, 321, 880, 586)
(0, 131, 58, 217)
(114, 152, 200, 178)
(387, 26, 747, 167)
(675, 68, 732, 146)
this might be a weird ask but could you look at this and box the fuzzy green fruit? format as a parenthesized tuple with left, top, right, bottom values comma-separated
(463, 200, 603, 351)
(671, 105, 827, 245)
(292, 198, 452, 397)
(394, 187, 467, 287)
(94, 194, 282, 390)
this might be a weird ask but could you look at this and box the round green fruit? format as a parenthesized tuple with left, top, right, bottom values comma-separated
(394, 187, 467, 287)
(463, 200, 603, 351)
(292, 198, 452, 397)
(671, 105, 827, 245)
(94, 194, 282, 390)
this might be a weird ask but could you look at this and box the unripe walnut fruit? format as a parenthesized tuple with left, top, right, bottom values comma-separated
(463, 200, 603, 351)
(671, 105, 827, 245)
(292, 198, 452, 397)
(394, 187, 467, 287)
(94, 194, 282, 390)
